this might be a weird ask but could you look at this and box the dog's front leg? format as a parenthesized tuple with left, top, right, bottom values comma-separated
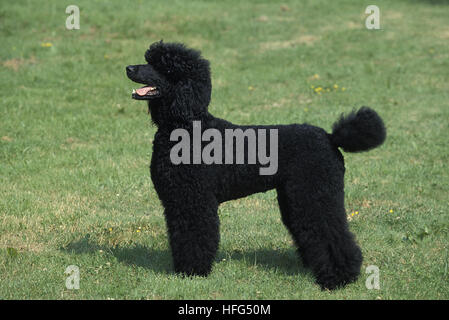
(163, 197, 220, 277)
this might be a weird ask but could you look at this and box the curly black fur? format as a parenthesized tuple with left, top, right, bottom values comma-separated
(126, 41, 386, 290)
(331, 107, 386, 152)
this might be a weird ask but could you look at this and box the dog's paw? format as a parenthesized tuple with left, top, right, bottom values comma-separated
(174, 266, 212, 278)
(316, 273, 359, 291)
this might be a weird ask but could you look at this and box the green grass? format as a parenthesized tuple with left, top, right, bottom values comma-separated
(1, 0, 448, 299)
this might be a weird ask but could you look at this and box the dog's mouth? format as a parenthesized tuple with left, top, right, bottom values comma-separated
(131, 86, 160, 100)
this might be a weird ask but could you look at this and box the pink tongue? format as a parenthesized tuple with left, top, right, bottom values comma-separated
(136, 87, 153, 96)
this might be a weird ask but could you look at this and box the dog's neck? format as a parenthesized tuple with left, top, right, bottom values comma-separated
(148, 100, 212, 130)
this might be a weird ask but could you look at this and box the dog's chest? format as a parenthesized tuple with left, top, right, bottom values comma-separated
(150, 132, 178, 193)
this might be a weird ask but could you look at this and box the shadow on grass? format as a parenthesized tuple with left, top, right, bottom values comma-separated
(60, 235, 172, 274)
(61, 235, 308, 277)
(217, 248, 309, 276)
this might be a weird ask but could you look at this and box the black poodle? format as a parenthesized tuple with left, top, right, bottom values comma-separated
(126, 41, 386, 290)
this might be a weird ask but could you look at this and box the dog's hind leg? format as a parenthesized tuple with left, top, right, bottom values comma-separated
(276, 175, 362, 290)
(163, 196, 220, 277)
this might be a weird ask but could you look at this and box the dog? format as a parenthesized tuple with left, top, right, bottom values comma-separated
(126, 41, 386, 290)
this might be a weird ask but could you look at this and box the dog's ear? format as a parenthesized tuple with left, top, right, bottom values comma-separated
(169, 78, 200, 122)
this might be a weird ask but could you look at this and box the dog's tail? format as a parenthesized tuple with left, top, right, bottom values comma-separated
(329, 107, 386, 152)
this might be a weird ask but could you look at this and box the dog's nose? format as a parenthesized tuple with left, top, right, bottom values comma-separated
(126, 65, 136, 73)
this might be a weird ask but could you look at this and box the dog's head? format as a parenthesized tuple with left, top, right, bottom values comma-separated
(126, 41, 212, 124)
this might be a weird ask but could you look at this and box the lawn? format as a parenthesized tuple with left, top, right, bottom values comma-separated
(0, 0, 448, 299)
